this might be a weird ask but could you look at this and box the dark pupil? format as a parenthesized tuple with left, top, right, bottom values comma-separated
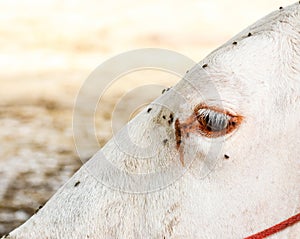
(199, 112, 228, 132)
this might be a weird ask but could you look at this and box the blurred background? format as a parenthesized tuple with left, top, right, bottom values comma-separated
(0, 0, 293, 236)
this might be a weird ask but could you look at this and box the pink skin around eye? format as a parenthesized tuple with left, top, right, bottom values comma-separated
(174, 104, 243, 166)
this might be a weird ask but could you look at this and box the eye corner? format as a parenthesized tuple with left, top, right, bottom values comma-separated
(227, 114, 243, 130)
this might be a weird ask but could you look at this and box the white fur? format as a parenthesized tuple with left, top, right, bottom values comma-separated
(5, 3, 300, 239)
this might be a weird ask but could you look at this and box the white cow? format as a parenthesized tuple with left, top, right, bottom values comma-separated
(4, 2, 300, 239)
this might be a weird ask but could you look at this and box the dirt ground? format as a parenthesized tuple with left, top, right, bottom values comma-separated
(0, 0, 291, 236)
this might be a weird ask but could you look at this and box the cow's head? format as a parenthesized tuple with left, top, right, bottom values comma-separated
(8, 3, 300, 239)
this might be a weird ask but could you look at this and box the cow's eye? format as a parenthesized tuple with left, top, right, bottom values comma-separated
(195, 105, 242, 137)
(196, 109, 229, 132)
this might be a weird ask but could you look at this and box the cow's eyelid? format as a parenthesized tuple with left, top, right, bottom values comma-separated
(196, 109, 230, 132)
(194, 105, 243, 137)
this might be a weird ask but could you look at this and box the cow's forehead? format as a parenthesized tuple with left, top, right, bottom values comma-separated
(201, 4, 300, 83)
(172, 3, 300, 114)
(172, 36, 275, 116)
(213, 2, 300, 52)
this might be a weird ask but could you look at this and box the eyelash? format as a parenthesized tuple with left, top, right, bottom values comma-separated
(197, 109, 230, 130)
(194, 105, 242, 137)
